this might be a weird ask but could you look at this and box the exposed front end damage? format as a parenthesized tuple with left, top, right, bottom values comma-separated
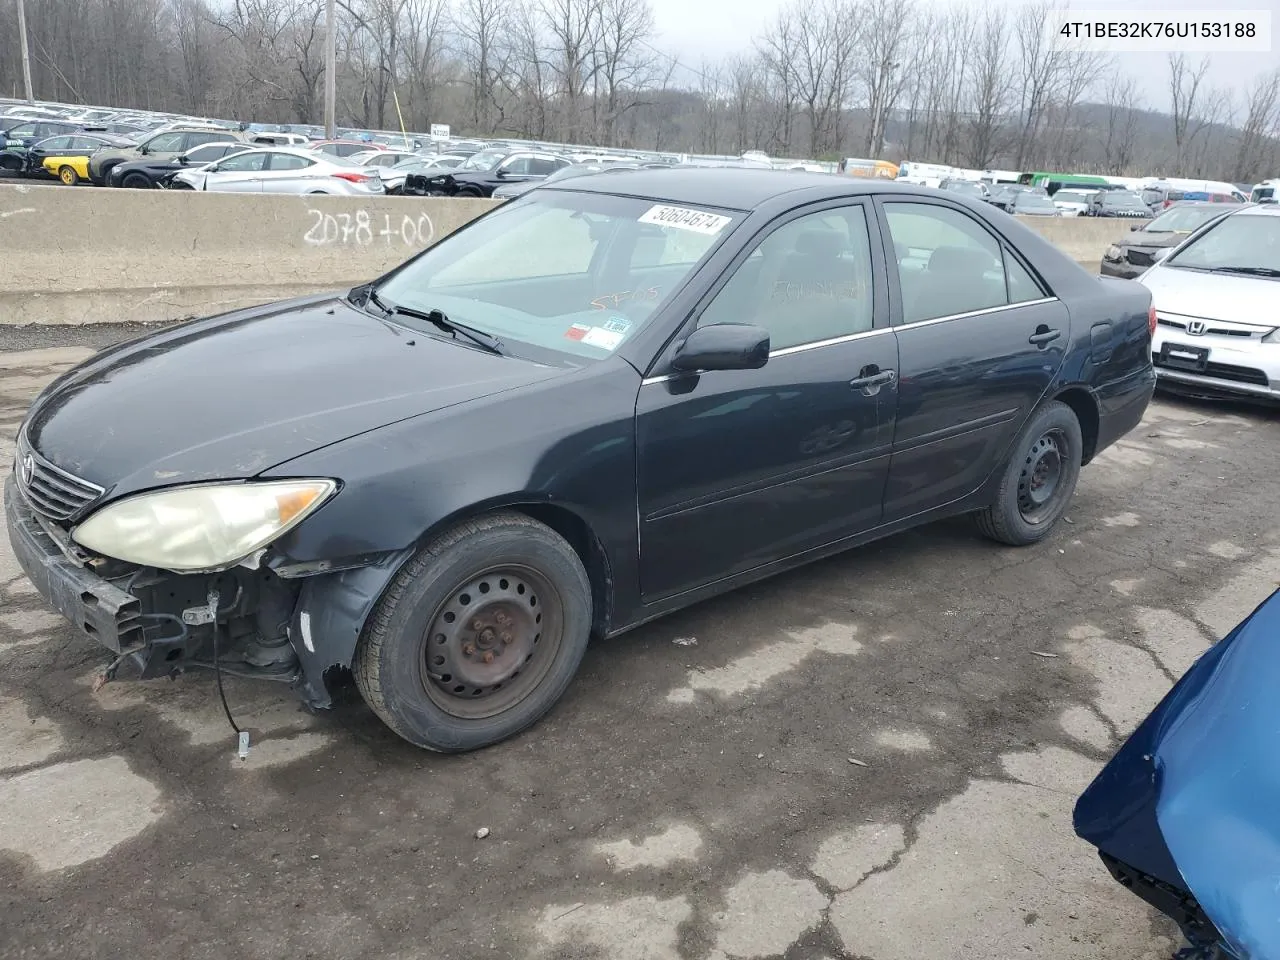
(5, 475, 407, 709)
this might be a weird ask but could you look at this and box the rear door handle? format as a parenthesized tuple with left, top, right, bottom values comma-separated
(850, 367, 897, 395)
(1029, 327, 1061, 347)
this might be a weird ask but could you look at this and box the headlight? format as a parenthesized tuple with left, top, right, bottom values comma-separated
(72, 479, 336, 572)
(1105, 244, 1122, 260)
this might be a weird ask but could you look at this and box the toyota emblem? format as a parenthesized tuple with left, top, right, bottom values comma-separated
(1186, 320, 1207, 336)
(19, 452, 34, 488)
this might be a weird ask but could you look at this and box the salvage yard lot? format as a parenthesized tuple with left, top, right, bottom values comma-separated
(1, 327, 1278, 960)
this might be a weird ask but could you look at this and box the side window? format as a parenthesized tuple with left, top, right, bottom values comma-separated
(41, 137, 73, 150)
(268, 153, 312, 171)
(8, 124, 35, 138)
(1004, 251, 1045, 303)
(185, 144, 222, 163)
(530, 157, 563, 176)
(502, 156, 534, 175)
(146, 133, 185, 153)
(884, 202, 1007, 324)
(214, 152, 268, 172)
(187, 132, 225, 148)
(698, 205, 875, 351)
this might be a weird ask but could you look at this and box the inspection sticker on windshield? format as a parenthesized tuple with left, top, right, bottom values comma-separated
(638, 204, 732, 235)
(564, 323, 626, 350)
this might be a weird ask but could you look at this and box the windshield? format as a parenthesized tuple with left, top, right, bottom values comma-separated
(374, 192, 742, 362)
(1053, 191, 1090, 204)
(1167, 213, 1280, 273)
(1015, 193, 1057, 212)
(457, 149, 505, 172)
(1146, 205, 1230, 233)
(1104, 192, 1148, 209)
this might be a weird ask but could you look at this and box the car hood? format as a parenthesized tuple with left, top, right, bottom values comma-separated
(1121, 231, 1185, 250)
(1075, 588, 1280, 960)
(24, 295, 561, 499)
(1139, 264, 1280, 320)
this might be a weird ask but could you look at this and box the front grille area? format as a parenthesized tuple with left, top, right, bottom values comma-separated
(1157, 316, 1261, 338)
(1127, 249, 1155, 266)
(14, 435, 104, 522)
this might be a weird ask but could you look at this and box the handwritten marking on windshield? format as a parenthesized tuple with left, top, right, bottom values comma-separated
(304, 210, 435, 247)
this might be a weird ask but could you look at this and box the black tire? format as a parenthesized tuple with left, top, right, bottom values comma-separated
(353, 511, 592, 752)
(976, 400, 1082, 546)
(121, 173, 152, 189)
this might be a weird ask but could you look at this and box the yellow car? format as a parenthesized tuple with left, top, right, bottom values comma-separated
(42, 154, 92, 186)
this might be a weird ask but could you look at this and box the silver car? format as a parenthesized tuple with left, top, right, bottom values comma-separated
(1141, 204, 1280, 402)
(169, 147, 384, 195)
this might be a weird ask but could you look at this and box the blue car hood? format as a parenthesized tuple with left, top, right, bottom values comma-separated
(1074, 588, 1280, 959)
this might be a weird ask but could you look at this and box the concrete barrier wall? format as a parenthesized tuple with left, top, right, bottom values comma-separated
(0, 184, 1137, 326)
(0, 185, 502, 325)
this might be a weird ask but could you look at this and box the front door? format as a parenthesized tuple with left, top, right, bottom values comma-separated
(877, 198, 1070, 521)
(636, 200, 898, 601)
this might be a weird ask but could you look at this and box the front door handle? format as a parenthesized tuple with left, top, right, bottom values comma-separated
(850, 366, 897, 395)
(1029, 326, 1061, 348)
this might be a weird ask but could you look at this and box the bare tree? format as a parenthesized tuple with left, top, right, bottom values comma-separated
(452, 0, 511, 132)
(541, 0, 601, 141)
(1233, 67, 1280, 181)
(860, 0, 913, 158)
(589, 0, 655, 145)
(1101, 69, 1141, 174)
(1168, 53, 1211, 171)
(965, 11, 1012, 167)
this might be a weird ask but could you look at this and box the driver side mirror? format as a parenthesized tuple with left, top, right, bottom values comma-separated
(671, 323, 770, 372)
(1130, 224, 1140, 231)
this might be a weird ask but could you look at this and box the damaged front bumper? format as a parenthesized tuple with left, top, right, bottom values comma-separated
(5, 476, 408, 708)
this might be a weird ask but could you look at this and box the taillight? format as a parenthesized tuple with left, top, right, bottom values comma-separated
(332, 172, 370, 184)
(1148, 305, 1157, 335)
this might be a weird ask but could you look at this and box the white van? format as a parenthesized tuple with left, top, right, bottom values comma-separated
(1251, 180, 1279, 203)
(896, 161, 954, 187)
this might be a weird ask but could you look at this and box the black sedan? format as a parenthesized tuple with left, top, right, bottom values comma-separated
(1087, 190, 1152, 218)
(107, 141, 250, 189)
(1099, 201, 1242, 279)
(6, 171, 1156, 752)
(404, 148, 570, 197)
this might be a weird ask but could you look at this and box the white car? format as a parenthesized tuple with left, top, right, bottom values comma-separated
(1051, 189, 1092, 217)
(169, 147, 384, 195)
(380, 154, 466, 194)
(1140, 204, 1280, 402)
(348, 149, 419, 169)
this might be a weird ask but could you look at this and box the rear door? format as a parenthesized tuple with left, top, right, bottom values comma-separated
(876, 198, 1069, 522)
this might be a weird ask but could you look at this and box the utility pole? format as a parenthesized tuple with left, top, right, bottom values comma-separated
(16, 0, 34, 104)
(323, 0, 337, 138)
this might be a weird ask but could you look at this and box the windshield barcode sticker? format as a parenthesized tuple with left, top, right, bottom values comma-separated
(638, 205, 732, 235)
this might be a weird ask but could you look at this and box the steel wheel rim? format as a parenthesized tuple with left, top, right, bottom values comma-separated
(419, 564, 563, 719)
(1017, 428, 1068, 524)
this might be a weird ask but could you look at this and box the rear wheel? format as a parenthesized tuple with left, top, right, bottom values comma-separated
(58, 165, 79, 186)
(121, 172, 152, 189)
(976, 400, 1082, 546)
(354, 512, 593, 752)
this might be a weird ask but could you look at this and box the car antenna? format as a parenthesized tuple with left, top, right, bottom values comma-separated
(207, 586, 250, 760)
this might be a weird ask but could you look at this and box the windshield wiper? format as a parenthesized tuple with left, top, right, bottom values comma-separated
(1209, 265, 1280, 278)
(365, 289, 504, 354)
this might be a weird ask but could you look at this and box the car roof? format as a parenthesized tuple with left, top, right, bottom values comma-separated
(543, 167, 924, 209)
(1232, 204, 1280, 217)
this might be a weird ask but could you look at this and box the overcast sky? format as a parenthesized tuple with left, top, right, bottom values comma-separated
(648, 0, 1280, 112)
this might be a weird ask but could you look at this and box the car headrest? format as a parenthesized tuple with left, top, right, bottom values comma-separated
(927, 244, 996, 274)
(792, 227, 844, 257)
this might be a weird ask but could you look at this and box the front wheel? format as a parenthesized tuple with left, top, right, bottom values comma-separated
(58, 165, 79, 186)
(121, 172, 152, 189)
(976, 400, 1082, 546)
(353, 512, 593, 752)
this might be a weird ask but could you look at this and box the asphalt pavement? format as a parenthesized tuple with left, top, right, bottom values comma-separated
(2, 327, 1278, 960)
